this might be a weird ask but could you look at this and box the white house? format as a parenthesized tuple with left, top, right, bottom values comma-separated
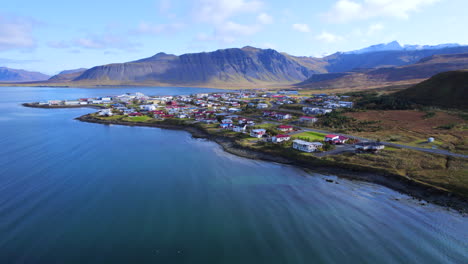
(64, 101, 80, 105)
(257, 103, 269, 109)
(232, 125, 247, 133)
(48, 100, 62, 105)
(228, 108, 242, 113)
(355, 142, 385, 153)
(98, 109, 113, 116)
(275, 113, 292, 120)
(250, 129, 266, 138)
(339, 101, 354, 108)
(221, 119, 233, 124)
(299, 116, 318, 123)
(272, 134, 291, 143)
(292, 140, 323, 152)
(140, 105, 157, 111)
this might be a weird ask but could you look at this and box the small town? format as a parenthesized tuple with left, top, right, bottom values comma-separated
(32, 90, 386, 156)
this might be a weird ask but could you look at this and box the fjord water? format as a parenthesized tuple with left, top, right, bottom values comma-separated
(0, 87, 466, 264)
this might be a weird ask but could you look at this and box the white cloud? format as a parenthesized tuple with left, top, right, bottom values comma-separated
(316, 31, 344, 43)
(257, 13, 273, 24)
(367, 23, 384, 35)
(0, 15, 36, 51)
(0, 57, 41, 64)
(261, 42, 277, 49)
(133, 22, 185, 35)
(193, 0, 263, 24)
(47, 41, 70, 49)
(197, 21, 262, 44)
(159, 0, 172, 14)
(191, 0, 267, 44)
(323, 0, 440, 23)
(220, 21, 261, 36)
(292, 23, 311, 33)
(73, 34, 139, 51)
(49, 33, 140, 51)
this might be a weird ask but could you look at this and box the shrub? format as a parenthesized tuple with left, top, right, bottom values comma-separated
(436, 123, 456, 130)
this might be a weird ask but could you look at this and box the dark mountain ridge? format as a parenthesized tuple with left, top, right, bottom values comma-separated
(322, 46, 468, 73)
(0, 67, 50, 82)
(74, 47, 315, 85)
(48, 68, 88, 82)
(296, 53, 468, 89)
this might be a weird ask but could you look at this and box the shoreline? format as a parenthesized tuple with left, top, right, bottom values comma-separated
(22, 103, 106, 109)
(75, 113, 467, 214)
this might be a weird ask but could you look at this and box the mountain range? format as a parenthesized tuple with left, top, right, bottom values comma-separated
(73, 47, 315, 86)
(0, 67, 50, 82)
(344, 41, 461, 55)
(2, 41, 468, 89)
(296, 53, 468, 89)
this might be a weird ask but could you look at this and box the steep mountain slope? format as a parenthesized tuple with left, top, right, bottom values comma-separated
(345, 41, 461, 55)
(0, 67, 50, 82)
(296, 53, 468, 90)
(323, 46, 468, 73)
(48, 68, 87, 82)
(74, 47, 315, 85)
(394, 70, 468, 109)
(8, 43, 468, 88)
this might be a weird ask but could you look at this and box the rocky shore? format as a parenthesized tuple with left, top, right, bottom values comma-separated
(76, 113, 468, 214)
(22, 103, 106, 109)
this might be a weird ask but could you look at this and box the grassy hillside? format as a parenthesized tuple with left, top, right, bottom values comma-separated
(395, 70, 468, 109)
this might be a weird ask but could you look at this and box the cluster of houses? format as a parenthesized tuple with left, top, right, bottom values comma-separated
(36, 90, 383, 155)
(262, 111, 293, 120)
(301, 94, 353, 115)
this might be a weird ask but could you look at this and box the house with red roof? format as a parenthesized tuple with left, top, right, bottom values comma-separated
(299, 116, 318, 123)
(277, 125, 294, 132)
(250, 129, 266, 138)
(272, 134, 291, 143)
(324, 134, 349, 144)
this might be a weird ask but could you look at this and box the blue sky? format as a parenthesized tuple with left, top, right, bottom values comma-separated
(1, 0, 467, 74)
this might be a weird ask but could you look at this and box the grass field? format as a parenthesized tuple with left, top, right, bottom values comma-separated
(99, 115, 124, 120)
(326, 148, 468, 197)
(122, 116, 154, 122)
(292, 131, 326, 141)
(253, 123, 277, 129)
(343, 110, 468, 154)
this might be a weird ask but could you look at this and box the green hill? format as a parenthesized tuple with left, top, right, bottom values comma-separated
(395, 70, 468, 109)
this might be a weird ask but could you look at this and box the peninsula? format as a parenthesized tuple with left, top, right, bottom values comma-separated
(24, 89, 468, 213)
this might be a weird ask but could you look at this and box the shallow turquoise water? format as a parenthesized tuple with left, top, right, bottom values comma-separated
(0, 87, 466, 263)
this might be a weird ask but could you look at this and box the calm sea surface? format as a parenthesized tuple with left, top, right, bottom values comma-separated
(0, 86, 466, 264)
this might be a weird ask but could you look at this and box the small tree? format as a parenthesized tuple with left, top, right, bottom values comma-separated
(322, 142, 335, 151)
(266, 128, 279, 136)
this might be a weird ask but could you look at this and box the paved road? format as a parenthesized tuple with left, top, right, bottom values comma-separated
(314, 144, 355, 157)
(264, 121, 468, 159)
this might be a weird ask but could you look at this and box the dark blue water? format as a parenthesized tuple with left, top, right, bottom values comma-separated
(0, 87, 466, 264)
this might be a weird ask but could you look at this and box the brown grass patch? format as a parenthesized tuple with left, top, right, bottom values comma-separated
(343, 110, 468, 153)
